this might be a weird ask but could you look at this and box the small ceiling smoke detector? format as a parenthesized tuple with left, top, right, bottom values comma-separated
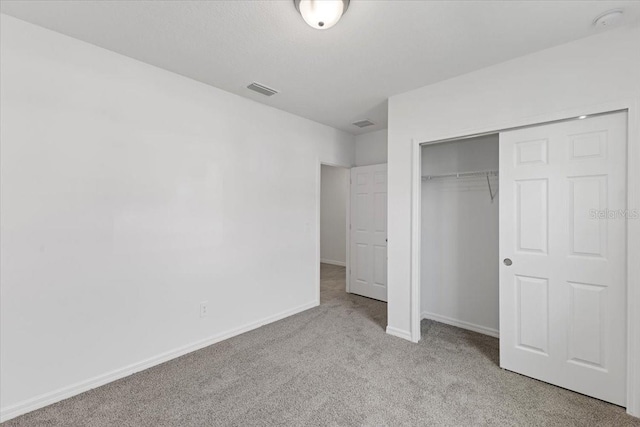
(593, 9, 624, 29)
(352, 119, 375, 128)
(247, 82, 278, 97)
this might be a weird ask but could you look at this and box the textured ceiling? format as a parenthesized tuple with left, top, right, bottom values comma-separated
(2, 0, 639, 135)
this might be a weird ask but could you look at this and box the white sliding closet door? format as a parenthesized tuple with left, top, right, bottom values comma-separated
(499, 112, 627, 405)
(350, 164, 388, 302)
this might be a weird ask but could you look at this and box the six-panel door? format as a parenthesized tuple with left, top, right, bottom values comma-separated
(499, 112, 627, 406)
(350, 164, 388, 302)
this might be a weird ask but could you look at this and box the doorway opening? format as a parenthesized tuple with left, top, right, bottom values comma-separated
(319, 164, 350, 305)
(318, 161, 389, 331)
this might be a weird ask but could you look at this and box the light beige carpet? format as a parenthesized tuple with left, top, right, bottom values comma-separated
(4, 263, 638, 426)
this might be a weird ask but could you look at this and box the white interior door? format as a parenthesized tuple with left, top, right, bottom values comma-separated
(350, 164, 388, 302)
(499, 112, 627, 405)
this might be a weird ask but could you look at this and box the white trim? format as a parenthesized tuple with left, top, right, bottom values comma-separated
(346, 170, 351, 293)
(386, 326, 413, 341)
(409, 98, 640, 417)
(344, 172, 351, 293)
(345, 168, 351, 293)
(410, 139, 421, 343)
(626, 98, 640, 418)
(316, 159, 322, 306)
(320, 259, 346, 267)
(0, 300, 318, 423)
(421, 311, 500, 338)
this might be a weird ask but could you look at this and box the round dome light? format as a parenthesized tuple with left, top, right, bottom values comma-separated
(294, 0, 350, 30)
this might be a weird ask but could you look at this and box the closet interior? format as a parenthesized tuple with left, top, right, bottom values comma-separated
(420, 134, 500, 337)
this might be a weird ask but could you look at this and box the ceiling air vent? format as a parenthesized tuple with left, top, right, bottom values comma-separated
(352, 119, 375, 128)
(247, 82, 278, 97)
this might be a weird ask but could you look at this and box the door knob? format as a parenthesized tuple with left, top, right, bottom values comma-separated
(503, 258, 512, 266)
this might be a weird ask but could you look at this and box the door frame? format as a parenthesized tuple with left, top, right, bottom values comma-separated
(316, 160, 352, 304)
(409, 98, 640, 416)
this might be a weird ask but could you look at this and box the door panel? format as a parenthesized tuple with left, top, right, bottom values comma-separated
(350, 164, 388, 302)
(567, 281, 606, 368)
(500, 112, 627, 406)
(516, 179, 548, 254)
(516, 275, 549, 354)
(569, 176, 607, 257)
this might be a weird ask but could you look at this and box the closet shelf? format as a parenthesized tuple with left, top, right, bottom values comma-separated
(422, 169, 499, 202)
(421, 169, 498, 181)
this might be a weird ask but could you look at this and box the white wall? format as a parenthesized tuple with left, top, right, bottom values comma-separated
(355, 129, 387, 166)
(387, 23, 640, 341)
(0, 15, 355, 419)
(421, 136, 499, 335)
(320, 165, 348, 266)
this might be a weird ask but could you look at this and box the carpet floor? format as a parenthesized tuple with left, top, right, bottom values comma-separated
(4, 263, 638, 426)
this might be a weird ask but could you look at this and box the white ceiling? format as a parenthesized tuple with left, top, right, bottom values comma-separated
(2, 0, 639, 135)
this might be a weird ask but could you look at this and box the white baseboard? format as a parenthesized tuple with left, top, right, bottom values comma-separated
(386, 326, 414, 342)
(421, 311, 499, 338)
(320, 258, 346, 267)
(0, 300, 319, 423)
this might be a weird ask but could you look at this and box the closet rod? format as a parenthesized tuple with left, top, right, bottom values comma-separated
(421, 169, 498, 180)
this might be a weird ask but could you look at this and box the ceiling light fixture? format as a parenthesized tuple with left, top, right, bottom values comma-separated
(294, 0, 350, 30)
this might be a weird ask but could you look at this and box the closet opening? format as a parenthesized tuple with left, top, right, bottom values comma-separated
(413, 110, 634, 409)
(420, 134, 500, 342)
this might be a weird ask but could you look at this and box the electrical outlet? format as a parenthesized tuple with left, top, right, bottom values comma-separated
(200, 301, 208, 318)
